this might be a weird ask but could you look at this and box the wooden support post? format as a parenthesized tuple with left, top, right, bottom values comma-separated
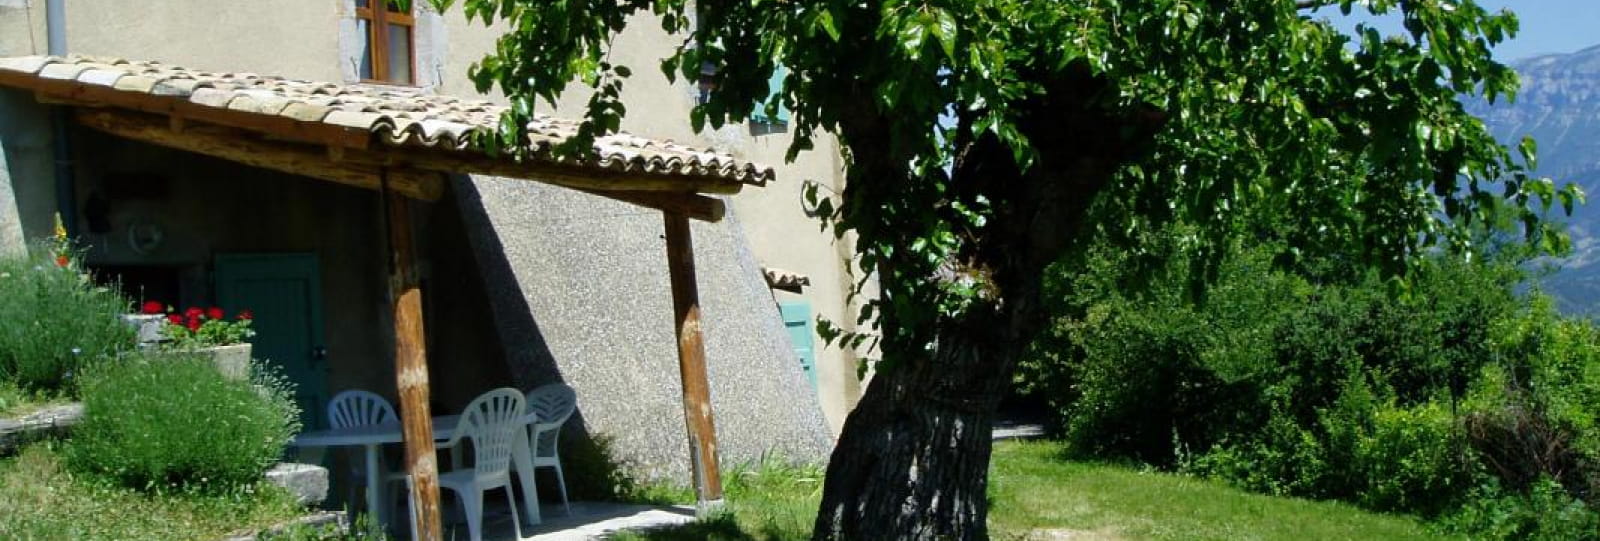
(385, 175, 443, 540)
(663, 211, 724, 510)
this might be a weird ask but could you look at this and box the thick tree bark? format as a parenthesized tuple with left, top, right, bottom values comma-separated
(811, 68, 1160, 539)
(812, 312, 1025, 541)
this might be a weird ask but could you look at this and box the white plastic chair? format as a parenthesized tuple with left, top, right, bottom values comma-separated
(328, 390, 398, 430)
(435, 388, 526, 541)
(521, 383, 577, 516)
(326, 390, 404, 513)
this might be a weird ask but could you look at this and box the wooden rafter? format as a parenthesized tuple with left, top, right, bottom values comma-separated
(73, 108, 729, 221)
(74, 109, 445, 201)
(352, 147, 747, 195)
(0, 69, 374, 149)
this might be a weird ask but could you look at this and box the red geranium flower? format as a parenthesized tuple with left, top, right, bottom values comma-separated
(167, 314, 183, 325)
(186, 317, 202, 332)
(236, 309, 254, 321)
(184, 307, 204, 320)
(54, 254, 69, 268)
(142, 301, 164, 315)
(207, 307, 225, 320)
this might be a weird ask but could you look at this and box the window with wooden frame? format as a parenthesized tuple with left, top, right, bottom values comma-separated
(355, 0, 415, 85)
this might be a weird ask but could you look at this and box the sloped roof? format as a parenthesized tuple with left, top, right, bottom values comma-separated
(0, 55, 774, 186)
(762, 267, 812, 292)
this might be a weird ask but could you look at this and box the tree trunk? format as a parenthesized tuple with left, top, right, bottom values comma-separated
(811, 62, 1151, 541)
(812, 310, 1024, 541)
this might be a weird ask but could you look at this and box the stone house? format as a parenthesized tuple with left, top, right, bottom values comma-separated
(0, 0, 866, 488)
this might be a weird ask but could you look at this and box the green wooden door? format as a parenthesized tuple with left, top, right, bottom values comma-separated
(780, 301, 818, 390)
(215, 254, 328, 430)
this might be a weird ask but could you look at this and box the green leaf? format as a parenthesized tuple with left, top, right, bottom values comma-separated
(689, 107, 706, 133)
(898, 17, 927, 61)
(815, 9, 840, 42)
(929, 9, 957, 61)
(1518, 135, 1538, 170)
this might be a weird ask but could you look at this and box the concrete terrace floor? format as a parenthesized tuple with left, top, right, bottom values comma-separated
(412, 501, 698, 541)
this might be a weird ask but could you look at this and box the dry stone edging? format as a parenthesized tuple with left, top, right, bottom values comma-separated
(0, 402, 83, 455)
(218, 510, 348, 541)
(264, 462, 330, 506)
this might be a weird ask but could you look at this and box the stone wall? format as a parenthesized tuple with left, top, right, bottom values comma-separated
(0, 88, 55, 254)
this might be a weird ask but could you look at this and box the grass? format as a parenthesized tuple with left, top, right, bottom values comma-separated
(0, 442, 306, 541)
(0, 381, 68, 418)
(610, 455, 824, 541)
(988, 441, 1457, 541)
(615, 440, 1456, 541)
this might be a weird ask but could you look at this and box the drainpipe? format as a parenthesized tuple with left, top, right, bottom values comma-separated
(47, 0, 77, 237)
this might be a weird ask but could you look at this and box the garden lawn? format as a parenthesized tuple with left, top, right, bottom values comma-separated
(0, 443, 305, 541)
(617, 440, 1456, 541)
(988, 440, 1458, 540)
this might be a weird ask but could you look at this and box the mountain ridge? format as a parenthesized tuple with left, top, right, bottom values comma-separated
(1470, 46, 1600, 316)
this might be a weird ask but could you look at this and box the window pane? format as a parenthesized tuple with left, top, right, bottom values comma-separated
(386, 0, 407, 13)
(356, 0, 369, 7)
(356, 18, 374, 80)
(386, 24, 413, 84)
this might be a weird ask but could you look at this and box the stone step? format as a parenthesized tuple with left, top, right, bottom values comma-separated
(0, 402, 83, 455)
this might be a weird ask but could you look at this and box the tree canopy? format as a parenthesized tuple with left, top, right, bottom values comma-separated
(427, 0, 1585, 539)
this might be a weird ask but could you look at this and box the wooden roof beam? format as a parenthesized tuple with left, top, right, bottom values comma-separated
(0, 70, 374, 149)
(73, 108, 728, 221)
(75, 108, 444, 201)
(581, 189, 726, 222)
(360, 147, 748, 195)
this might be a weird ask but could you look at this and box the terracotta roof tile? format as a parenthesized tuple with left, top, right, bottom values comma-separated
(0, 54, 775, 186)
(763, 267, 812, 292)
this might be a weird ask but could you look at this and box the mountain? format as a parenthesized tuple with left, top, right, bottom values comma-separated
(1468, 45, 1600, 317)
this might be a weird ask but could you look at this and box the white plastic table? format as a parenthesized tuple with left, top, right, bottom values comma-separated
(291, 415, 541, 529)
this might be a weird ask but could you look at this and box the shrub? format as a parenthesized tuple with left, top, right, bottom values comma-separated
(1058, 299, 1254, 465)
(1187, 387, 1474, 515)
(1343, 399, 1474, 513)
(1463, 301, 1600, 505)
(1020, 232, 1586, 526)
(1440, 478, 1600, 541)
(0, 246, 137, 393)
(68, 353, 300, 491)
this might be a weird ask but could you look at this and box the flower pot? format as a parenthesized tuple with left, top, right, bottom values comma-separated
(178, 343, 252, 380)
(121, 314, 167, 345)
(203, 343, 252, 380)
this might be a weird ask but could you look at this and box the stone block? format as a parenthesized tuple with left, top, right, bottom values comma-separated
(0, 403, 83, 455)
(264, 462, 330, 506)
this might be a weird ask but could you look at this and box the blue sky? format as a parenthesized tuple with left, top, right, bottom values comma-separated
(1315, 0, 1600, 61)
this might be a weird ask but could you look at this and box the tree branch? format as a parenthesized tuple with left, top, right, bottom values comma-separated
(1295, 0, 1334, 10)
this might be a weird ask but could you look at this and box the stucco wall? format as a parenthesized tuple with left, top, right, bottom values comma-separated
(0, 0, 44, 59)
(456, 175, 833, 480)
(440, 11, 868, 429)
(0, 88, 55, 254)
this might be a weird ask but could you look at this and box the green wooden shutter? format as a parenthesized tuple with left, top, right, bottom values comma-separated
(753, 65, 790, 124)
(779, 301, 817, 390)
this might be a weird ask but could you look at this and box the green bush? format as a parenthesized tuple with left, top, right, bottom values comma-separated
(1440, 478, 1600, 541)
(1019, 231, 1600, 533)
(1058, 299, 1257, 466)
(1186, 389, 1473, 515)
(68, 353, 300, 492)
(0, 246, 137, 393)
